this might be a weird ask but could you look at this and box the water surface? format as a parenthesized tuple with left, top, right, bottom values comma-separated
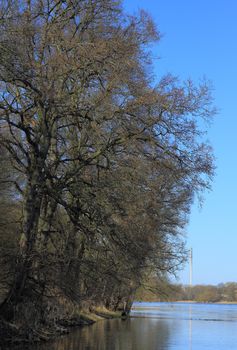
(30, 302, 237, 349)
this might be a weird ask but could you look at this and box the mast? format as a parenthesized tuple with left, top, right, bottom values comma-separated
(189, 248, 193, 287)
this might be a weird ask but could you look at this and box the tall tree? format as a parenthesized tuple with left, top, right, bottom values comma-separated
(0, 0, 215, 336)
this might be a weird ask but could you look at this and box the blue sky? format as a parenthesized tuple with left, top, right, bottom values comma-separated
(123, 0, 237, 285)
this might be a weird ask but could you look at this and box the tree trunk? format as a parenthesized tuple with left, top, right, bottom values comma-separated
(0, 169, 44, 317)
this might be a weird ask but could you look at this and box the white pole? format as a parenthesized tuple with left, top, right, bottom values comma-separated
(189, 248, 193, 287)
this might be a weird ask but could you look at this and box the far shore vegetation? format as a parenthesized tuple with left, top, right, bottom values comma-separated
(136, 280, 237, 304)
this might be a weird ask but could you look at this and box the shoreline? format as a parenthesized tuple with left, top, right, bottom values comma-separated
(133, 300, 237, 306)
(1, 307, 122, 348)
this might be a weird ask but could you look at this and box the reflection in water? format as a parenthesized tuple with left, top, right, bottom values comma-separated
(33, 318, 172, 350)
(15, 303, 237, 350)
(189, 305, 192, 350)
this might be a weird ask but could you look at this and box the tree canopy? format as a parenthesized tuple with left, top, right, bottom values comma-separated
(0, 0, 215, 342)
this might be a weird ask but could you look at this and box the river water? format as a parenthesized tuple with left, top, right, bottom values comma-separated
(31, 302, 237, 350)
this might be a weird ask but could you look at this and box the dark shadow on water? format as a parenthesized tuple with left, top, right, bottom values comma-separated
(24, 317, 174, 350)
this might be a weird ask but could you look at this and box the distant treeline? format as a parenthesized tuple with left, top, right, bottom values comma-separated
(136, 281, 237, 303)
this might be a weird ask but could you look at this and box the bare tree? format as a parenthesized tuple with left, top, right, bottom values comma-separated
(0, 0, 215, 340)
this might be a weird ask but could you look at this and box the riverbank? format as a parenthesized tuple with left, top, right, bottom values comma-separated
(0, 306, 122, 348)
(16, 302, 237, 350)
(133, 300, 237, 306)
(176, 300, 237, 304)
